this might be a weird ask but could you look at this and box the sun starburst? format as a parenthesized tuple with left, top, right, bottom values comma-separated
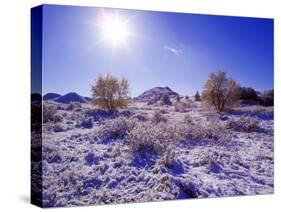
(95, 11, 135, 51)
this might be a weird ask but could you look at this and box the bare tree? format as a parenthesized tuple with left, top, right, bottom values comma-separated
(91, 74, 129, 110)
(202, 71, 240, 112)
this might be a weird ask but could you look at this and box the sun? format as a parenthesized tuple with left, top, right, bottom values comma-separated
(98, 12, 132, 49)
(101, 14, 129, 44)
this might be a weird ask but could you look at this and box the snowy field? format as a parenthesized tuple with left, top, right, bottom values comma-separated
(37, 98, 273, 207)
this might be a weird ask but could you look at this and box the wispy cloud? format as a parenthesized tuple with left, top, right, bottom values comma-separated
(163, 45, 182, 56)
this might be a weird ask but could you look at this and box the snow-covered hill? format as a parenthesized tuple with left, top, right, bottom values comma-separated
(134, 87, 179, 105)
(53, 92, 88, 104)
(43, 93, 61, 101)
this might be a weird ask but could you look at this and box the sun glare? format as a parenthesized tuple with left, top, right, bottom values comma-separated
(98, 12, 132, 49)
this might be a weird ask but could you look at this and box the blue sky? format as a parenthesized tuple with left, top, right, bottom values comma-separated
(41, 4, 274, 97)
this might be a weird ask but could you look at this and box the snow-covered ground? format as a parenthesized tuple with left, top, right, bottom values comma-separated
(39, 100, 274, 207)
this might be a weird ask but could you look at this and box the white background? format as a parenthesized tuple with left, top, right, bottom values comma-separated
(0, 0, 280, 211)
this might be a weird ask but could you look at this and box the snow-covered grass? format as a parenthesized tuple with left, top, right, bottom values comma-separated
(39, 100, 274, 207)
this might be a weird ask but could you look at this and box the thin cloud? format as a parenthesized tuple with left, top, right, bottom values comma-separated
(163, 45, 182, 55)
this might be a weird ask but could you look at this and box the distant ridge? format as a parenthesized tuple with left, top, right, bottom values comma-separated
(54, 92, 88, 104)
(134, 86, 178, 104)
(43, 93, 61, 100)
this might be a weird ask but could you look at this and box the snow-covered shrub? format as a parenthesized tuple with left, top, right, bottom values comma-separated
(66, 103, 74, 111)
(133, 114, 149, 122)
(183, 114, 194, 124)
(85, 108, 117, 122)
(151, 110, 167, 124)
(200, 123, 225, 140)
(185, 100, 197, 109)
(127, 122, 173, 155)
(159, 101, 165, 106)
(56, 104, 65, 110)
(66, 102, 82, 111)
(75, 107, 82, 112)
(174, 101, 187, 113)
(53, 124, 65, 132)
(200, 110, 220, 122)
(97, 116, 136, 140)
(61, 112, 67, 117)
(161, 94, 172, 105)
(43, 104, 57, 123)
(162, 147, 175, 168)
(173, 115, 226, 142)
(226, 116, 261, 133)
(53, 114, 63, 123)
(69, 113, 80, 121)
(44, 149, 62, 163)
(77, 118, 93, 129)
(127, 119, 191, 154)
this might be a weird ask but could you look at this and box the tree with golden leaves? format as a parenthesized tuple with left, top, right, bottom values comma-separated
(202, 71, 240, 112)
(91, 74, 129, 110)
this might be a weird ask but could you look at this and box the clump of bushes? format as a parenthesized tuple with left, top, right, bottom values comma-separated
(172, 114, 227, 142)
(162, 147, 175, 168)
(133, 114, 149, 122)
(91, 73, 129, 110)
(200, 123, 224, 140)
(200, 110, 220, 122)
(85, 108, 117, 122)
(240, 87, 258, 100)
(77, 118, 93, 129)
(202, 71, 240, 112)
(259, 89, 274, 106)
(127, 122, 173, 155)
(43, 104, 61, 123)
(151, 110, 167, 124)
(183, 114, 194, 124)
(161, 94, 172, 106)
(56, 105, 65, 110)
(239, 87, 273, 107)
(127, 114, 226, 156)
(176, 95, 181, 102)
(96, 116, 136, 140)
(53, 114, 63, 123)
(226, 116, 262, 133)
(66, 102, 82, 111)
(53, 124, 65, 132)
(174, 101, 187, 113)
